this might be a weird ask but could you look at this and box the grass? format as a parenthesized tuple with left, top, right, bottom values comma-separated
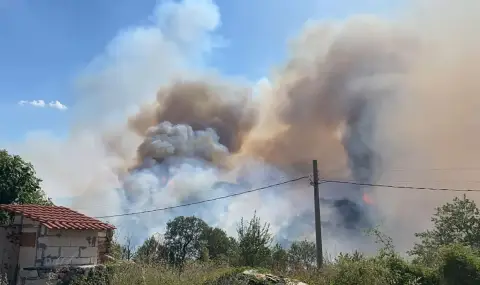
(66, 261, 323, 285)
(66, 257, 406, 285)
(50, 245, 480, 284)
(109, 262, 235, 285)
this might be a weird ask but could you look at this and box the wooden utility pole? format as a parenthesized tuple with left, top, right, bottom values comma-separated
(312, 160, 323, 268)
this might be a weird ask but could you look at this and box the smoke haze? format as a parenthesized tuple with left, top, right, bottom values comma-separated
(5, 0, 480, 254)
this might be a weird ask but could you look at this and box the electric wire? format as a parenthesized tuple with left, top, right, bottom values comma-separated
(321, 179, 480, 192)
(94, 175, 480, 219)
(94, 175, 309, 219)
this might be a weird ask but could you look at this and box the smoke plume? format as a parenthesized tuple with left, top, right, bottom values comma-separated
(6, 0, 480, 253)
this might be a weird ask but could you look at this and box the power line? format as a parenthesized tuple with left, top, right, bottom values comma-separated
(93, 175, 480, 220)
(322, 167, 480, 176)
(94, 175, 309, 219)
(386, 167, 480, 172)
(322, 179, 480, 192)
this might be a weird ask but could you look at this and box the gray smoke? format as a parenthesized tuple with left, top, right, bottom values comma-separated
(137, 121, 229, 167)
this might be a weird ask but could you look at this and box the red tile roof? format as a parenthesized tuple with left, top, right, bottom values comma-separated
(0, 204, 116, 230)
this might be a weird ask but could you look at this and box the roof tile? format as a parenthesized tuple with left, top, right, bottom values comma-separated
(0, 204, 115, 230)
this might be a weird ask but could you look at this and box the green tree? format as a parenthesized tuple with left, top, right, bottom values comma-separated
(135, 234, 167, 264)
(164, 216, 209, 269)
(202, 227, 231, 261)
(236, 211, 273, 267)
(287, 240, 316, 270)
(409, 194, 480, 265)
(438, 244, 480, 285)
(0, 150, 51, 222)
(225, 237, 240, 265)
(271, 243, 288, 272)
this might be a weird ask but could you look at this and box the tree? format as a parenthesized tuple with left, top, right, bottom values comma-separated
(226, 237, 240, 265)
(288, 240, 317, 270)
(409, 194, 480, 265)
(135, 234, 168, 264)
(236, 211, 273, 267)
(271, 243, 288, 272)
(164, 216, 209, 269)
(202, 227, 231, 261)
(111, 235, 136, 261)
(0, 150, 51, 222)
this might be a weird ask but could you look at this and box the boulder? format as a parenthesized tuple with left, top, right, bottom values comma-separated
(241, 269, 308, 285)
(204, 268, 308, 285)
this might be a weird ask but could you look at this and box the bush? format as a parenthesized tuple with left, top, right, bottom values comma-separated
(377, 253, 439, 285)
(437, 244, 480, 285)
(56, 265, 112, 285)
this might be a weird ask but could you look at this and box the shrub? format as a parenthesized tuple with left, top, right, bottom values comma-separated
(437, 244, 480, 285)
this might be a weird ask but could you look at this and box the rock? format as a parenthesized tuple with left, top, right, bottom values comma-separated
(241, 269, 308, 285)
(204, 268, 307, 285)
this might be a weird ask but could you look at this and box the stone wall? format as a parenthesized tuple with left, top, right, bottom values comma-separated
(97, 229, 114, 264)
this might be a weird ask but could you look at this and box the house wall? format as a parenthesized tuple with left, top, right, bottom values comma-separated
(0, 226, 19, 283)
(35, 228, 99, 267)
(2, 214, 106, 285)
(0, 226, 9, 276)
(96, 229, 114, 263)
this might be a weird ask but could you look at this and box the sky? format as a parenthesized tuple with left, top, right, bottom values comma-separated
(0, 0, 401, 143)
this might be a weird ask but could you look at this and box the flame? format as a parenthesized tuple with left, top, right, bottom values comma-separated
(362, 193, 374, 205)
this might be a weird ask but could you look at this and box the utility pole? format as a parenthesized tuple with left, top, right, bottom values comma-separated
(312, 160, 323, 268)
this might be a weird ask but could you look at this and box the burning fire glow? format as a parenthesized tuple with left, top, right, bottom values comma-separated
(362, 193, 374, 205)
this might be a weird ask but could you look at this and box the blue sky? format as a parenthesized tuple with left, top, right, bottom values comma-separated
(0, 0, 400, 142)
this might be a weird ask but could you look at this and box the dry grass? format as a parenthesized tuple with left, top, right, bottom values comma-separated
(102, 261, 340, 285)
(98, 255, 426, 285)
(106, 262, 239, 285)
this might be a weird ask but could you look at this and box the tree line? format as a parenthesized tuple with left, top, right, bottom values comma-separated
(111, 191, 480, 275)
(111, 212, 320, 273)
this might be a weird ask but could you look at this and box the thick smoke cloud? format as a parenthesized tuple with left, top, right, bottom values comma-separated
(125, 16, 414, 249)
(137, 122, 229, 166)
(6, 0, 480, 253)
(129, 80, 258, 158)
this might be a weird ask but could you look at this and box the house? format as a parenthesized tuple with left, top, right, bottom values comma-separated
(0, 204, 116, 285)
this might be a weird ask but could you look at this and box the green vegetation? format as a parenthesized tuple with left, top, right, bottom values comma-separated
(0, 149, 52, 222)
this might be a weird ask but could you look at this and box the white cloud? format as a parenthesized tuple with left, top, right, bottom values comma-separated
(19, 99, 46, 107)
(48, 100, 68, 110)
(18, 99, 68, 111)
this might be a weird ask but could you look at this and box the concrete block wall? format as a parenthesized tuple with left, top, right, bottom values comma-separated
(3, 213, 109, 285)
(19, 226, 39, 268)
(97, 229, 114, 263)
(6, 214, 101, 268)
(36, 229, 100, 267)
